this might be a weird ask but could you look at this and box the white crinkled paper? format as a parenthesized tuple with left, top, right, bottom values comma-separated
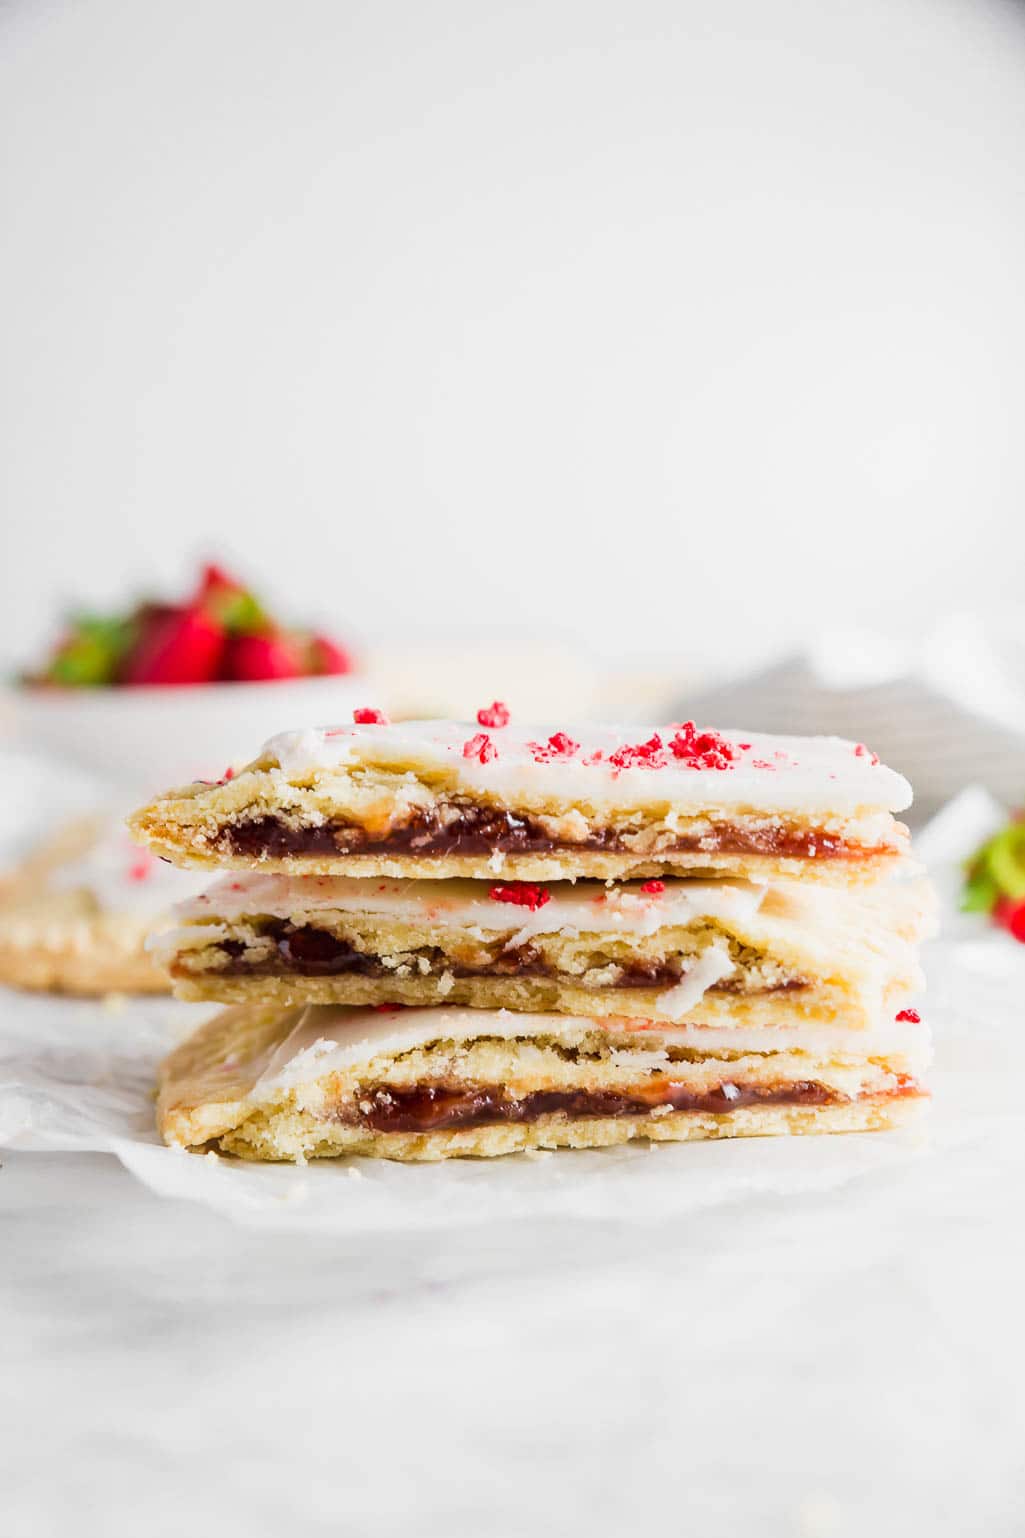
(0, 787, 1018, 1233)
(0, 988, 934, 1232)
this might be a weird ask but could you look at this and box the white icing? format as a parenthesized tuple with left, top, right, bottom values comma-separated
(249, 1003, 931, 1101)
(258, 720, 913, 816)
(52, 823, 206, 917)
(170, 872, 768, 941)
(654, 942, 736, 1020)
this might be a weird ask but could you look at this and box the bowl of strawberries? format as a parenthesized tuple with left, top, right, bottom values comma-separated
(9, 564, 370, 790)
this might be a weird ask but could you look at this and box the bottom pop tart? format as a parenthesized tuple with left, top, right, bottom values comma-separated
(156, 1002, 929, 1162)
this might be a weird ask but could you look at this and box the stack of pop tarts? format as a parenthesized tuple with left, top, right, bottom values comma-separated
(131, 710, 932, 1161)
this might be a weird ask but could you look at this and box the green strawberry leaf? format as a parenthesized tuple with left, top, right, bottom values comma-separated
(984, 824, 1025, 901)
(205, 587, 267, 634)
(962, 868, 999, 913)
(46, 614, 135, 686)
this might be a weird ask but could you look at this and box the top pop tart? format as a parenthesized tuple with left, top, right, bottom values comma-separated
(129, 709, 913, 886)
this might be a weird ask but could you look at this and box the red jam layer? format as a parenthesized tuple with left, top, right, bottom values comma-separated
(221, 808, 880, 862)
(339, 1078, 842, 1134)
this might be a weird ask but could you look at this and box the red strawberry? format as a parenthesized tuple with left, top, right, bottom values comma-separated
(994, 895, 1025, 943)
(194, 563, 266, 634)
(195, 563, 241, 598)
(307, 633, 354, 675)
(223, 631, 305, 682)
(122, 606, 225, 686)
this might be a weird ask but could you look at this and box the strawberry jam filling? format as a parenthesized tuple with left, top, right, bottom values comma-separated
(334, 1078, 911, 1134)
(220, 808, 881, 862)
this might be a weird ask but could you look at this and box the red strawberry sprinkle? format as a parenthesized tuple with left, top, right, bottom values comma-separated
(476, 701, 510, 728)
(895, 1008, 921, 1023)
(854, 743, 880, 766)
(463, 732, 498, 764)
(527, 732, 581, 762)
(547, 731, 579, 757)
(353, 708, 389, 724)
(608, 734, 668, 770)
(489, 882, 551, 911)
(640, 879, 665, 895)
(127, 855, 153, 882)
(668, 722, 738, 771)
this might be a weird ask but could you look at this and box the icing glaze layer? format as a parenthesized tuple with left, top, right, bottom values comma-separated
(173, 872, 767, 940)
(249, 1004, 932, 1100)
(258, 721, 913, 816)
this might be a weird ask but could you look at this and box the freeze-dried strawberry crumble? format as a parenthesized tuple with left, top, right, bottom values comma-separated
(527, 733, 580, 763)
(489, 883, 551, 911)
(668, 723, 739, 771)
(463, 733, 498, 764)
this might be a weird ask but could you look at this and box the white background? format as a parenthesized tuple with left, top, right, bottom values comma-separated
(3, 0, 1025, 676)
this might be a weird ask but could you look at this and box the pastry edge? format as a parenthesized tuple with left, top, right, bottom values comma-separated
(164, 967, 906, 1032)
(129, 836, 908, 887)
(0, 923, 169, 995)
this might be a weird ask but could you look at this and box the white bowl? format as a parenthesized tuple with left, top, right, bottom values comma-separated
(2, 674, 372, 796)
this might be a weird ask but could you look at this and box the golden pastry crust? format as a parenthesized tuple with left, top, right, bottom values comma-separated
(214, 1095, 924, 1162)
(0, 821, 170, 995)
(0, 922, 168, 994)
(164, 962, 917, 1033)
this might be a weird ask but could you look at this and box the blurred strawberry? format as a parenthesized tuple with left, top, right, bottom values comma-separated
(194, 563, 266, 634)
(121, 606, 225, 685)
(994, 895, 1025, 943)
(41, 615, 133, 686)
(307, 633, 354, 675)
(223, 631, 305, 682)
(195, 563, 238, 597)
